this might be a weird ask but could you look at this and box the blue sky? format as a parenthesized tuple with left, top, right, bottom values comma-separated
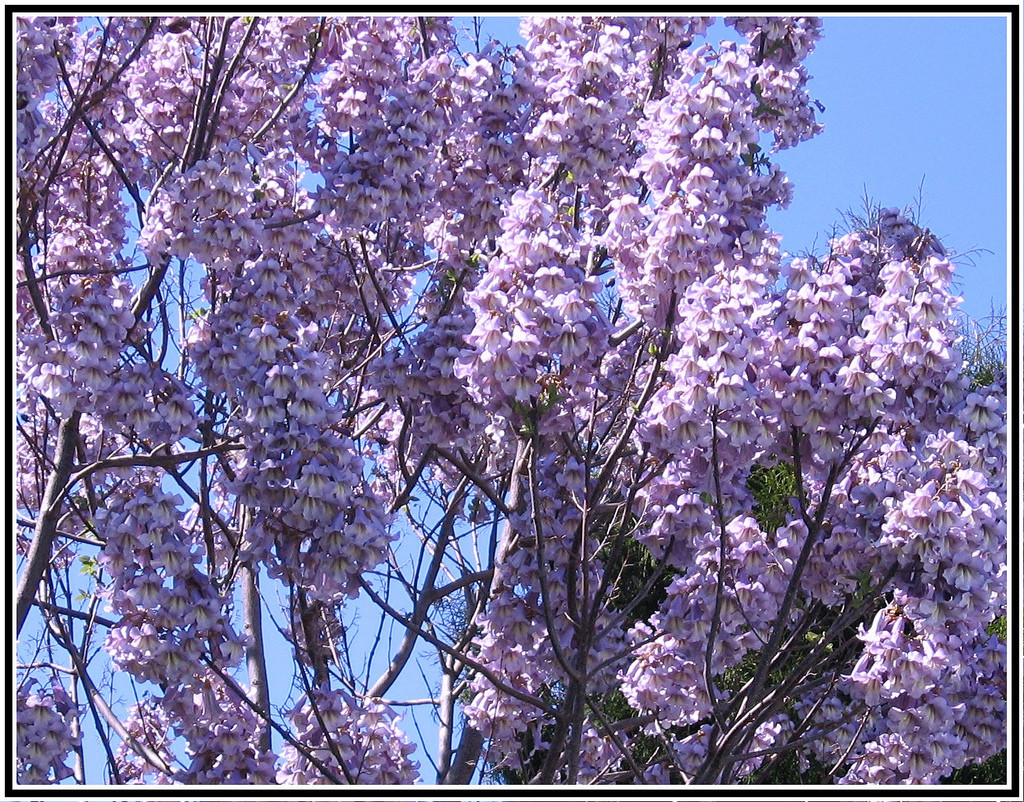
(767, 14, 1009, 325)
(475, 14, 1010, 325)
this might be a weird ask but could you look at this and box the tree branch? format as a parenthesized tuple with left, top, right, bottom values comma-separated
(17, 411, 81, 637)
(240, 556, 271, 753)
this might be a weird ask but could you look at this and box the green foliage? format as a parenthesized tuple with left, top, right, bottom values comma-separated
(539, 381, 560, 413)
(598, 690, 675, 781)
(741, 142, 772, 174)
(958, 307, 1006, 390)
(742, 747, 830, 785)
(944, 749, 1007, 785)
(512, 401, 536, 436)
(718, 649, 761, 695)
(601, 530, 675, 625)
(747, 459, 796, 533)
(719, 643, 816, 700)
(986, 614, 1007, 641)
(430, 592, 468, 642)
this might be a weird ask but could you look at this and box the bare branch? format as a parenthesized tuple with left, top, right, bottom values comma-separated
(17, 411, 81, 636)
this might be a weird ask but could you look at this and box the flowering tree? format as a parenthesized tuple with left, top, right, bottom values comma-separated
(15, 14, 1007, 787)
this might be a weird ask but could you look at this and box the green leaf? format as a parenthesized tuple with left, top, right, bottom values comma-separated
(539, 383, 559, 413)
(754, 102, 784, 119)
(986, 615, 1007, 641)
